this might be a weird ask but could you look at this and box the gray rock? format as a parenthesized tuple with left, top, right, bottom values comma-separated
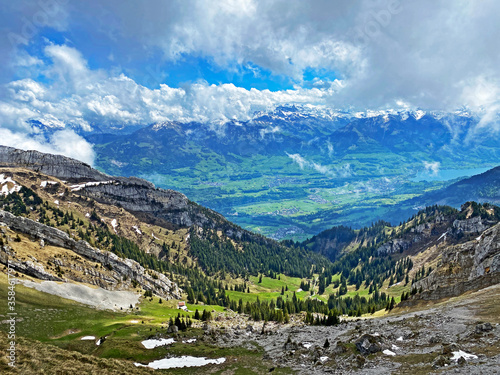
(475, 322, 493, 334)
(167, 325, 179, 333)
(411, 222, 500, 301)
(0, 145, 109, 182)
(355, 334, 382, 356)
(433, 354, 451, 368)
(442, 343, 460, 355)
(0, 210, 181, 299)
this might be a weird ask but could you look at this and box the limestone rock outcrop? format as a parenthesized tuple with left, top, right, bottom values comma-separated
(411, 222, 500, 300)
(0, 210, 181, 299)
(0, 145, 109, 182)
(0, 145, 226, 230)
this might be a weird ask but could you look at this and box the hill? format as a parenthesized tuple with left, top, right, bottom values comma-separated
(408, 165, 500, 208)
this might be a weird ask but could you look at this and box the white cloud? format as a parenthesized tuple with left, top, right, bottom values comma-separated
(1, 0, 500, 143)
(423, 161, 440, 176)
(0, 128, 95, 165)
(286, 152, 341, 177)
(286, 153, 308, 170)
(0, 44, 343, 131)
(50, 0, 500, 117)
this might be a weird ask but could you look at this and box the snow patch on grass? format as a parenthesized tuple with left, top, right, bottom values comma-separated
(135, 356, 226, 369)
(141, 338, 175, 349)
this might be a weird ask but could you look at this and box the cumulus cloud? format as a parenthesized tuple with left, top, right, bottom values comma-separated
(0, 128, 95, 165)
(1, 0, 500, 143)
(43, 0, 499, 116)
(0, 44, 343, 131)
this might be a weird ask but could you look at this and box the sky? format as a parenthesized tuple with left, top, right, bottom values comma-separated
(0, 0, 499, 164)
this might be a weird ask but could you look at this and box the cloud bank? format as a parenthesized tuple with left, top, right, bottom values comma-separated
(1, 0, 500, 162)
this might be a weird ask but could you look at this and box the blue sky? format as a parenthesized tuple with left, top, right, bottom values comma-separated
(15, 29, 338, 92)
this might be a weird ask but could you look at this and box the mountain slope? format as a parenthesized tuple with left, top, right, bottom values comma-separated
(409, 165, 500, 208)
(0, 146, 329, 279)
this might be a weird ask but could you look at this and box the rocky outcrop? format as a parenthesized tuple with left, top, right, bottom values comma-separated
(410, 222, 500, 300)
(378, 209, 497, 255)
(355, 334, 382, 356)
(0, 145, 227, 230)
(377, 238, 413, 255)
(72, 178, 217, 227)
(0, 210, 181, 299)
(0, 145, 109, 182)
(0, 246, 63, 281)
(451, 216, 491, 235)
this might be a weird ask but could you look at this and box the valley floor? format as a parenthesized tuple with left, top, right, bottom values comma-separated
(1, 272, 499, 374)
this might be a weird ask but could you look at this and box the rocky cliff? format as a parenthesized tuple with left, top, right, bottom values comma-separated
(0, 210, 181, 299)
(0, 145, 109, 182)
(0, 145, 227, 229)
(410, 222, 500, 300)
(377, 205, 498, 256)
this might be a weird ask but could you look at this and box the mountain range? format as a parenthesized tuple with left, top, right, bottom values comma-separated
(85, 106, 499, 240)
(0, 145, 499, 373)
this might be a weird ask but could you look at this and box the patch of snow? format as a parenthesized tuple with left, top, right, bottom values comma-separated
(396, 336, 403, 342)
(451, 350, 478, 362)
(54, 200, 59, 205)
(135, 356, 226, 370)
(0, 174, 21, 196)
(41, 181, 58, 188)
(132, 225, 142, 235)
(111, 219, 118, 233)
(414, 110, 426, 120)
(320, 356, 329, 362)
(70, 180, 114, 192)
(130, 320, 139, 323)
(96, 338, 102, 346)
(297, 288, 303, 292)
(383, 349, 396, 356)
(85, 212, 90, 218)
(438, 232, 447, 241)
(303, 342, 313, 349)
(152, 232, 160, 240)
(80, 336, 95, 340)
(183, 338, 197, 344)
(392, 344, 400, 350)
(142, 338, 175, 349)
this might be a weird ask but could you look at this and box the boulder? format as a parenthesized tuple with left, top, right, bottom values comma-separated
(167, 325, 179, 333)
(355, 334, 382, 356)
(432, 355, 451, 368)
(475, 322, 493, 334)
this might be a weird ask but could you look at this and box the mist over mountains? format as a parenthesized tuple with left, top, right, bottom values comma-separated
(85, 106, 499, 240)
